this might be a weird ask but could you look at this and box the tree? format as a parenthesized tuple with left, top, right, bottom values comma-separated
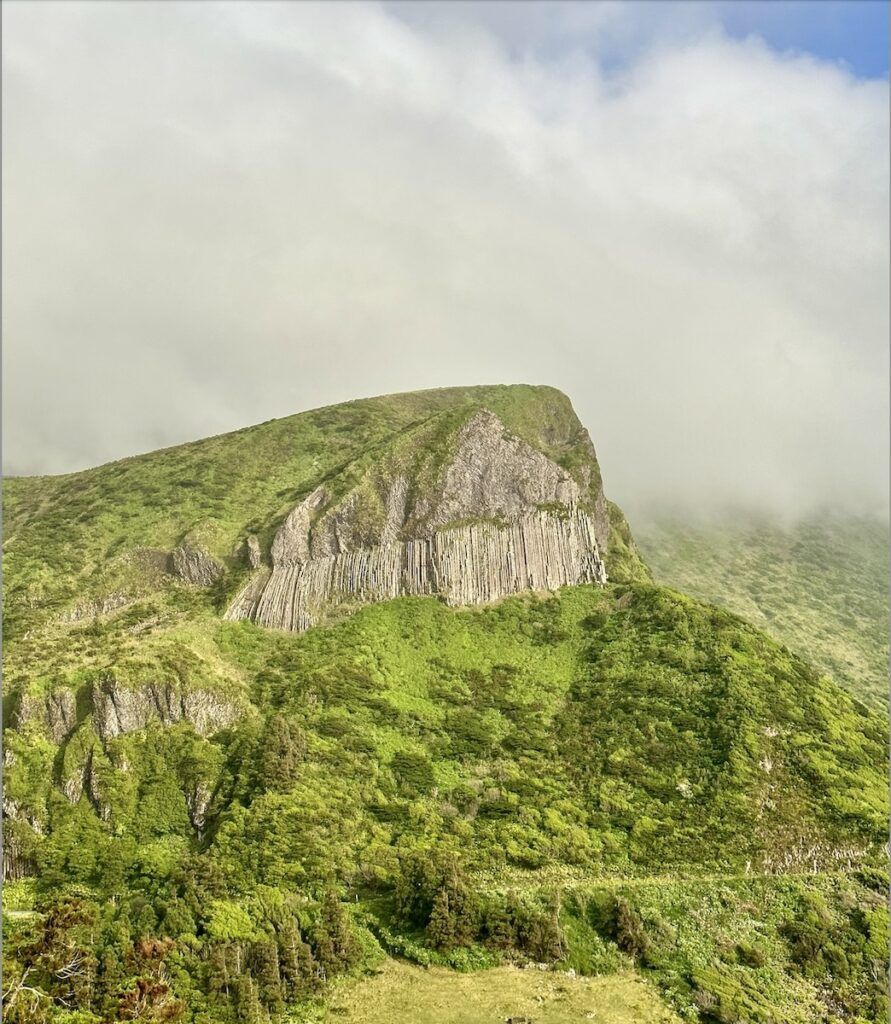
(251, 940, 284, 1016)
(426, 888, 456, 950)
(233, 974, 267, 1024)
(260, 715, 305, 793)
(277, 918, 321, 999)
(518, 893, 564, 962)
(395, 849, 479, 947)
(614, 898, 650, 960)
(311, 892, 360, 977)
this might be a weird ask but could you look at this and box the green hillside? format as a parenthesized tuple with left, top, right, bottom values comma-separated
(4, 585, 887, 1023)
(2, 388, 887, 1024)
(634, 513, 889, 710)
(3, 384, 630, 643)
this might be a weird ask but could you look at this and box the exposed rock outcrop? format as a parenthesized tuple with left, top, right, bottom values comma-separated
(60, 592, 131, 623)
(14, 688, 78, 743)
(171, 543, 223, 586)
(13, 677, 241, 747)
(226, 409, 609, 632)
(228, 506, 606, 632)
(272, 486, 328, 563)
(426, 410, 581, 527)
(186, 782, 213, 838)
(91, 676, 240, 742)
(246, 534, 262, 569)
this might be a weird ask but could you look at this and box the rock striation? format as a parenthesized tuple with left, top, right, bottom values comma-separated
(13, 688, 79, 743)
(228, 507, 606, 632)
(246, 534, 262, 569)
(171, 543, 223, 586)
(226, 409, 608, 632)
(91, 676, 240, 742)
(13, 678, 241, 745)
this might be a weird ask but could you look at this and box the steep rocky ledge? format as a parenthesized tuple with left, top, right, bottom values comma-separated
(226, 409, 608, 632)
(90, 676, 240, 741)
(13, 677, 241, 745)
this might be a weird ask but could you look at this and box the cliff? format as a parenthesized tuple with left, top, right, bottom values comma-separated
(226, 408, 609, 631)
(228, 506, 606, 631)
(3, 385, 644, 643)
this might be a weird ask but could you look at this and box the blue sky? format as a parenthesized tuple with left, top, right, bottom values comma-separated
(387, 0, 890, 80)
(719, 0, 889, 78)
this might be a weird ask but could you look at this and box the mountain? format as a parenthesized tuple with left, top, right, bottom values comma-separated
(2, 385, 645, 640)
(635, 512, 889, 711)
(2, 386, 887, 1024)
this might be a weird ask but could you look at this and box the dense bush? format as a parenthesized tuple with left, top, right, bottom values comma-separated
(3, 584, 887, 1020)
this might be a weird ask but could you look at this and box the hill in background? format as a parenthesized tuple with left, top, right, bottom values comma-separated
(635, 512, 889, 711)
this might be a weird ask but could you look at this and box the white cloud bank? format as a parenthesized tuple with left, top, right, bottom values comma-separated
(2, 1, 888, 517)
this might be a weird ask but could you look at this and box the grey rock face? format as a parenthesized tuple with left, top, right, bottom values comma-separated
(91, 677, 239, 742)
(171, 544, 223, 586)
(186, 782, 212, 837)
(60, 592, 131, 623)
(14, 688, 78, 743)
(13, 678, 240, 748)
(246, 534, 262, 569)
(271, 486, 327, 564)
(430, 410, 580, 526)
(228, 506, 606, 632)
(226, 408, 609, 633)
(61, 745, 94, 804)
(381, 475, 409, 546)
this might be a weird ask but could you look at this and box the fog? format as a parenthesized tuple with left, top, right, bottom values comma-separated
(3, 1, 888, 520)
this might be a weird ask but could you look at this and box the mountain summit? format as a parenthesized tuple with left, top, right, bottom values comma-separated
(3, 384, 646, 639)
(226, 399, 614, 631)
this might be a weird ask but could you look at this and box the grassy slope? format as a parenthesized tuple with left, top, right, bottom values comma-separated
(11, 585, 885, 882)
(3, 390, 887, 1024)
(316, 960, 681, 1024)
(635, 512, 889, 710)
(3, 384, 617, 642)
(5, 584, 887, 1021)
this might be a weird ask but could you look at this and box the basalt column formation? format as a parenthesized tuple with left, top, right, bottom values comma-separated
(226, 409, 608, 632)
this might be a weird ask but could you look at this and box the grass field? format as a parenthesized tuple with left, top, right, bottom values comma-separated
(311, 960, 681, 1024)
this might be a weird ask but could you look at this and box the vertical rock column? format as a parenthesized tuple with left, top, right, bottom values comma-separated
(226, 506, 606, 632)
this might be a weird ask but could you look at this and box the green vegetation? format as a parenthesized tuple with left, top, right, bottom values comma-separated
(635, 511, 889, 709)
(4, 384, 626, 643)
(3, 388, 887, 1023)
(553, 871, 889, 1023)
(316, 960, 682, 1024)
(3, 584, 887, 1022)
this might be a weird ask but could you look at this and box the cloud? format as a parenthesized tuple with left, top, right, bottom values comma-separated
(2, 0, 888, 519)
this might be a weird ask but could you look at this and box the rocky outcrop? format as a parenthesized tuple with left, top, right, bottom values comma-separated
(425, 410, 581, 527)
(171, 543, 223, 586)
(60, 592, 131, 623)
(228, 506, 606, 632)
(12, 677, 241, 746)
(272, 486, 328, 563)
(186, 782, 213, 838)
(13, 688, 78, 743)
(91, 676, 240, 742)
(226, 409, 608, 632)
(246, 534, 262, 569)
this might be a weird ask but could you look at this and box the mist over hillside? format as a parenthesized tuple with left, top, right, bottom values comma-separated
(633, 509, 889, 711)
(4, 1, 889, 519)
